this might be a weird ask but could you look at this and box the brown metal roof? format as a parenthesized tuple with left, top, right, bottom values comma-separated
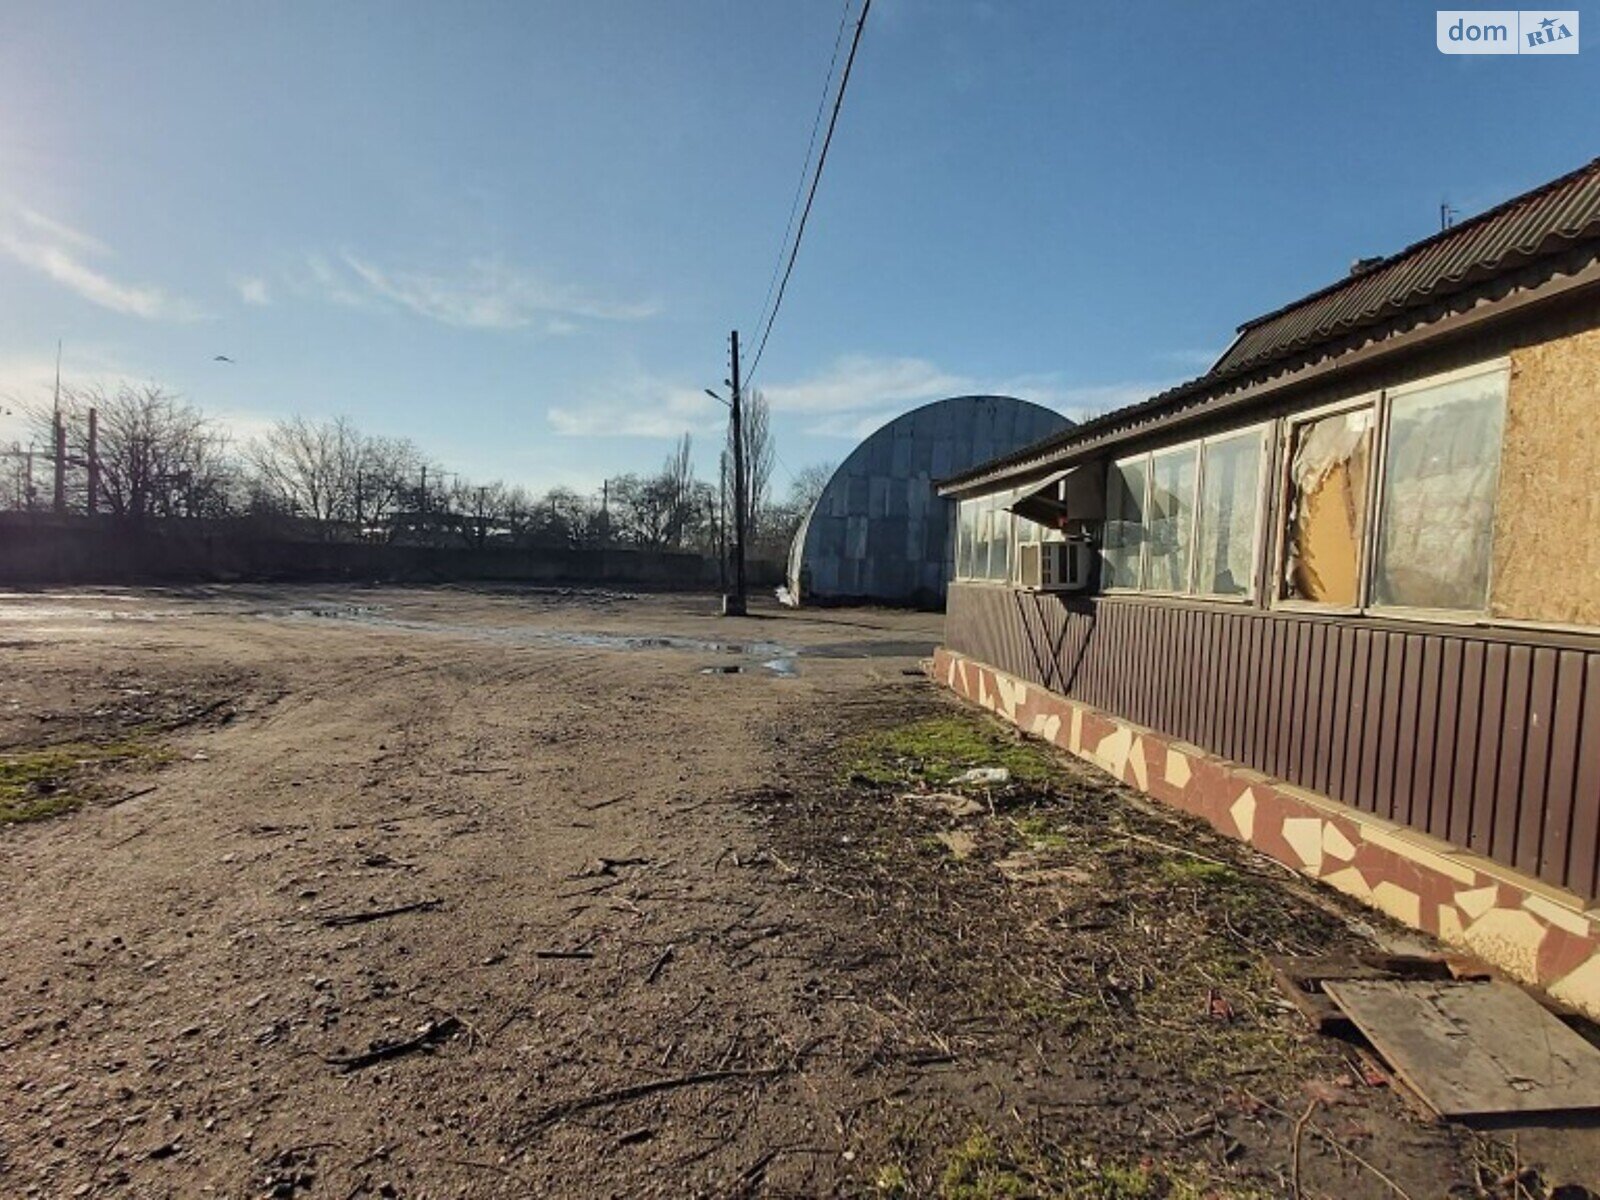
(1214, 154, 1600, 375)
(941, 155, 1600, 494)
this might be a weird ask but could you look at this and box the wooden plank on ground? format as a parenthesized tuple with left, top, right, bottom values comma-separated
(1322, 979, 1600, 1118)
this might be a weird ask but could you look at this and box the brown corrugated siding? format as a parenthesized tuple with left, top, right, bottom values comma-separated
(944, 584, 1600, 900)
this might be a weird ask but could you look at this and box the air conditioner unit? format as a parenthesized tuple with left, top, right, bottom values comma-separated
(1017, 540, 1091, 591)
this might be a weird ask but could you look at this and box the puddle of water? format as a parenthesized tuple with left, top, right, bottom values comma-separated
(273, 605, 803, 671)
(800, 638, 940, 659)
(268, 604, 924, 678)
(699, 658, 799, 678)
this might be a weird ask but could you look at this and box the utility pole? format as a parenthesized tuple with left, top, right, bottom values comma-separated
(717, 449, 728, 593)
(86, 408, 99, 516)
(52, 342, 65, 515)
(725, 330, 748, 616)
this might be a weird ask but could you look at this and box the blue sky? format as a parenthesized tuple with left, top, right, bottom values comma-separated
(0, 1, 1593, 497)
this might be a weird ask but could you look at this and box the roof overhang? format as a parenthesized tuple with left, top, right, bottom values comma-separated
(939, 243, 1600, 497)
(1004, 468, 1074, 527)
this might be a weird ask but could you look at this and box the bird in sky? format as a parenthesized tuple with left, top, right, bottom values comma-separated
(213, 355, 235, 363)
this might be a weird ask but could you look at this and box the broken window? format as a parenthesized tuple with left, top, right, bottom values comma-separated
(1145, 445, 1198, 591)
(1101, 456, 1147, 588)
(1372, 369, 1506, 611)
(1194, 427, 1265, 598)
(1282, 405, 1374, 605)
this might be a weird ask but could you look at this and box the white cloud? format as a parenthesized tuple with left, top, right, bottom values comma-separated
(546, 355, 1181, 445)
(0, 204, 203, 321)
(316, 251, 658, 331)
(992, 374, 1174, 421)
(235, 276, 271, 306)
(548, 375, 723, 439)
(802, 409, 908, 441)
(760, 355, 971, 414)
(757, 354, 1176, 435)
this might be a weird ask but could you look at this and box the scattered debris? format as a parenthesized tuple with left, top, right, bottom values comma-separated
(933, 830, 978, 859)
(902, 790, 986, 818)
(519, 1063, 793, 1136)
(573, 855, 650, 878)
(646, 944, 675, 984)
(317, 898, 443, 927)
(951, 766, 1010, 786)
(322, 1017, 461, 1072)
(1269, 952, 1468, 1035)
(1322, 979, 1600, 1118)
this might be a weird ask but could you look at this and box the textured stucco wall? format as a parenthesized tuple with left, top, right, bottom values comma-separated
(789, 396, 1070, 607)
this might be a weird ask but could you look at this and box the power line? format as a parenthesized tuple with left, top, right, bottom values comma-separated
(744, 0, 871, 388)
(750, 0, 855, 346)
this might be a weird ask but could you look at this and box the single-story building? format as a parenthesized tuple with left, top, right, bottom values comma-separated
(934, 155, 1600, 1015)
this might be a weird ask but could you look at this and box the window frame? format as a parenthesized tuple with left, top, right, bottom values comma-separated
(1100, 452, 1152, 594)
(1363, 359, 1510, 624)
(1270, 393, 1380, 616)
(1269, 359, 1510, 624)
(953, 490, 1020, 586)
(1192, 423, 1272, 603)
(1101, 422, 1270, 603)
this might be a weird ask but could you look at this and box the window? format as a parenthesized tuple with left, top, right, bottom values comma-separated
(1372, 369, 1506, 611)
(1281, 405, 1374, 606)
(1101, 456, 1147, 589)
(1145, 445, 1197, 592)
(1101, 428, 1265, 597)
(954, 491, 1018, 582)
(956, 497, 978, 579)
(1274, 363, 1508, 615)
(988, 497, 1012, 581)
(1195, 428, 1265, 597)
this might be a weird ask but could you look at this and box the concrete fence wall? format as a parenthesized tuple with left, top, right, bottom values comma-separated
(0, 520, 783, 590)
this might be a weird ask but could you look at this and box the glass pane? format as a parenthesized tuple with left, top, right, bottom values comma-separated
(989, 497, 1012, 581)
(1372, 371, 1506, 611)
(1146, 445, 1198, 592)
(974, 500, 992, 581)
(1101, 458, 1146, 588)
(1195, 429, 1264, 597)
(956, 499, 975, 578)
(1283, 407, 1373, 604)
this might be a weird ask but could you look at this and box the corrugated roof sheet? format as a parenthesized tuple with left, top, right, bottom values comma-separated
(942, 155, 1600, 492)
(1214, 154, 1600, 375)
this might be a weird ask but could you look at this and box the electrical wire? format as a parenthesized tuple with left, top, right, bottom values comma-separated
(744, 0, 871, 388)
(749, 0, 855, 348)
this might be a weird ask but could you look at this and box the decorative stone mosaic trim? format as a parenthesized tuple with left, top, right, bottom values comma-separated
(934, 648, 1600, 1019)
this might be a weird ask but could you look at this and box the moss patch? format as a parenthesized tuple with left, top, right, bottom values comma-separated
(0, 737, 175, 824)
(935, 1127, 1265, 1199)
(845, 715, 1061, 790)
(1157, 857, 1239, 887)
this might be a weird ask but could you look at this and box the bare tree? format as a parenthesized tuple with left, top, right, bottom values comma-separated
(788, 461, 835, 517)
(246, 417, 425, 538)
(246, 417, 354, 529)
(34, 384, 233, 521)
(528, 486, 597, 547)
(661, 433, 697, 548)
(724, 388, 775, 548)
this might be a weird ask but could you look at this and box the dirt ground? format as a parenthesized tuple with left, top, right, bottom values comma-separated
(0, 585, 1593, 1198)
